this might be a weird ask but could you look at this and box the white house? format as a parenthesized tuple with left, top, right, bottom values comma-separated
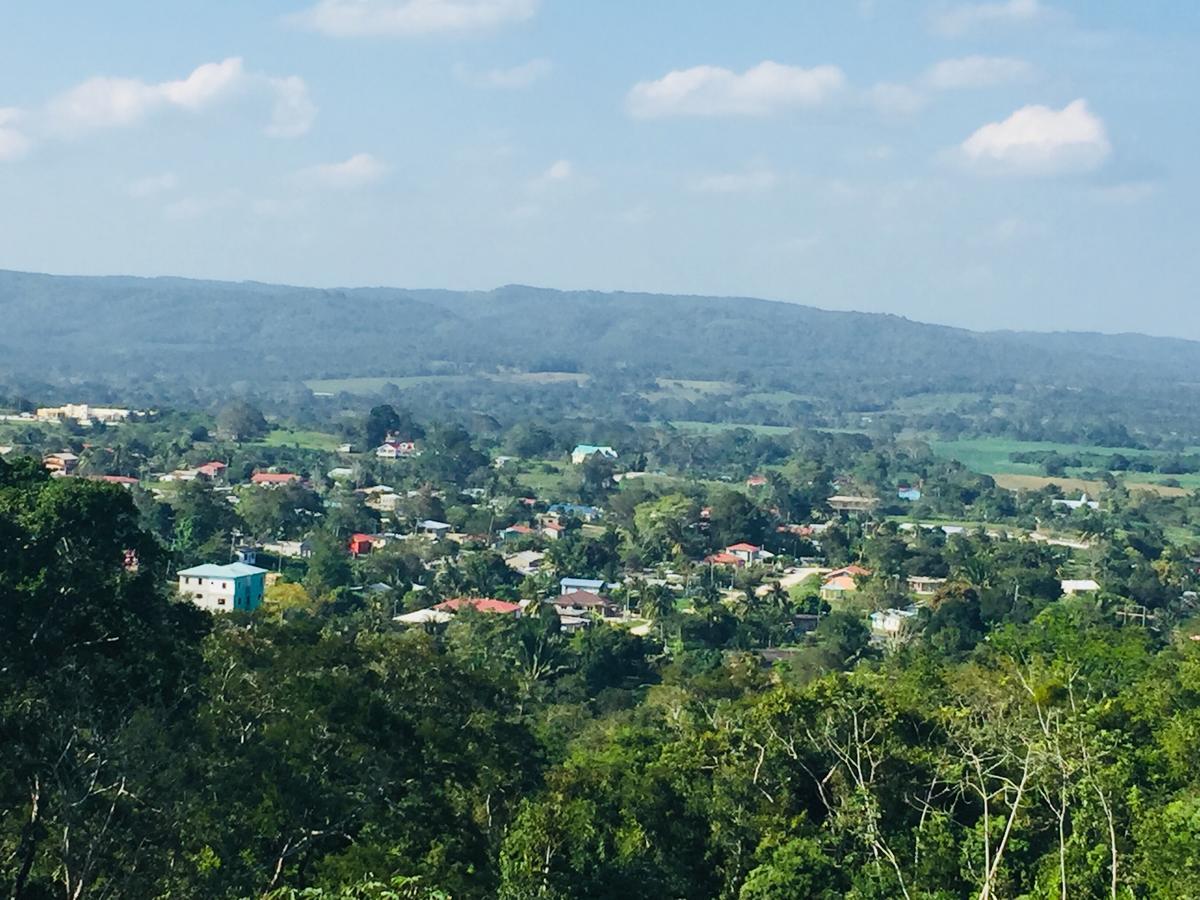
(376, 440, 417, 459)
(1061, 579, 1101, 595)
(869, 607, 918, 638)
(571, 444, 617, 465)
(1053, 493, 1101, 512)
(177, 562, 267, 613)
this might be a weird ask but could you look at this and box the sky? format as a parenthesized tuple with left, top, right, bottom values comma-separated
(1, 0, 1197, 336)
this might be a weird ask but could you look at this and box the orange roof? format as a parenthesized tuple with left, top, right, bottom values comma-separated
(434, 598, 521, 615)
(251, 472, 300, 484)
(97, 474, 138, 485)
(706, 552, 744, 566)
(726, 542, 761, 552)
(826, 564, 870, 579)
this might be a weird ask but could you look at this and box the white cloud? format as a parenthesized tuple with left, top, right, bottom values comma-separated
(527, 158, 573, 192)
(0, 108, 31, 161)
(867, 82, 927, 116)
(266, 76, 318, 137)
(958, 99, 1111, 175)
(42, 58, 314, 138)
(290, 0, 537, 37)
(627, 61, 845, 118)
(932, 0, 1048, 37)
(690, 167, 778, 194)
(298, 153, 388, 188)
(128, 172, 179, 197)
(925, 56, 1034, 89)
(454, 58, 551, 89)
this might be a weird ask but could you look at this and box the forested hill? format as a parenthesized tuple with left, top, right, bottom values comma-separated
(1, 268, 1197, 400)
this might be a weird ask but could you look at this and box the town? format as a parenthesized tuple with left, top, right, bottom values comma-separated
(6, 397, 1193, 658)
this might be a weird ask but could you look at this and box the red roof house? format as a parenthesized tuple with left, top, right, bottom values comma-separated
(197, 461, 228, 479)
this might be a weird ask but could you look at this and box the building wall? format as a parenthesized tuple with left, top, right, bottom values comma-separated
(178, 573, 265, 612)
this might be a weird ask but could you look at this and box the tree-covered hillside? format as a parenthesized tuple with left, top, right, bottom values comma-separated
(3, 269, 1198, 394)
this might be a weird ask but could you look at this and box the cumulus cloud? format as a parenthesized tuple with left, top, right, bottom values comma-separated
(690, 167, 778, 194)
(0, 108, 32, 161)
(290, 0, 537, 37)
(627, 61, 845, 118)
(925, 55, 1034, 89)
(298, 152, 388, 188)
(128, 172, 180, 197)
(454, 58, 551, 89)
(958, 99, 1111, 175)
(42, 58, 314, 138)
(932, 0, 1048, 37)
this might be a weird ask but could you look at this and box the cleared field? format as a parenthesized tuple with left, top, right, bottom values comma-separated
(668, 420, 794, 436)
(930, 438, 1161, 476)
(992, 473, 1188, 497)
(306, 371, 587, 396)
(255, 429, 342, 451)
(641, 379, 736, 402)
(306, 375, 467, 395)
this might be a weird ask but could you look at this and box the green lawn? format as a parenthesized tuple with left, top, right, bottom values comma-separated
(930, 438, 1163, 476)
(255, 428, 342, 452)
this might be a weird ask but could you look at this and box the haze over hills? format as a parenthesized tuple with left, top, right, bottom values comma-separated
(2, 268, 1197, 394)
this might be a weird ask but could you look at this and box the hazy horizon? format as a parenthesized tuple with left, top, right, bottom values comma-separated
(2, 2, 1198, 335)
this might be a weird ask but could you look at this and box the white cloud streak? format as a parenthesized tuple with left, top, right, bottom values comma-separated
(925, 55, 1034, 89)
(0, 108, 31, 160)
(627, 61, 845, 118)
(298, 153, 388, 188)
(958, 99, 1111, 175)
(690, 167, 778, 194)
(290, 0, 537, 37)
(932, 0, 1048, 37)
(454, 58, 551, 89)
(40, 58, 314, 138)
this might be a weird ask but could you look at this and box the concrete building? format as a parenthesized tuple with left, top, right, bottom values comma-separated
(177, 562, 268, 613)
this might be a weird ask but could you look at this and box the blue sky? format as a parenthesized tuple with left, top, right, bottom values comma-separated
(1, 1, 1197, 336)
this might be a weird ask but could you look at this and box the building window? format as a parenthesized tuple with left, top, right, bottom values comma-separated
(218, 598, 226, 605)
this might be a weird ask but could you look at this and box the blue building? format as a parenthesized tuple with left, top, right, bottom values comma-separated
(177, 562, 268, 613)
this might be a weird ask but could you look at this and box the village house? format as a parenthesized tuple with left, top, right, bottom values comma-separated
(571, 444, 617, 465)
(828, 495, 880, 514)
(348, 533, 385, 557)
(197, 461, 227, 480)
(561, 577, 610, 595)
(36, 404, 132, 426)
(907, 575, 948, 596)
(745, 474, 768, 488)
(43, 451, 79, 475)
(251, 471, 302, 487)
(541, 520, 566, 541)
(705, 551, 745, 568)
(417, 519, 452, 540)
(548, 502, 603, 522)
(435, 598, 522, 616)
(505, 550, 545, 576)
(177, 562, 267, 613)
(501, 523, 538, 541)
(725, 542, 771, 566)
(1053, 493, 1101, 511)
(375, 440, 417, 460)
(897, 485, 922, 501)
(1061, 578, 1101, 595)
(550, 590, 617, 631)
(96, 474, 139, 488)
(820, 564, 871, 601)
(869, 607, 919, 640)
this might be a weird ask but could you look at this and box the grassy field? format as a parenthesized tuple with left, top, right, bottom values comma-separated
(933, 438, 1196, 496)
(306, 371, 589, 396)
(929, 438, 1164, 476)
(991, 473, 1188, 497)
(305, 375, 468, 395)
(255, 428, 343, 452)
(668, 420, 795, 436)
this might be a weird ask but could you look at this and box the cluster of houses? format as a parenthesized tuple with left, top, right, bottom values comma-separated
(392, 576, 622, 633)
